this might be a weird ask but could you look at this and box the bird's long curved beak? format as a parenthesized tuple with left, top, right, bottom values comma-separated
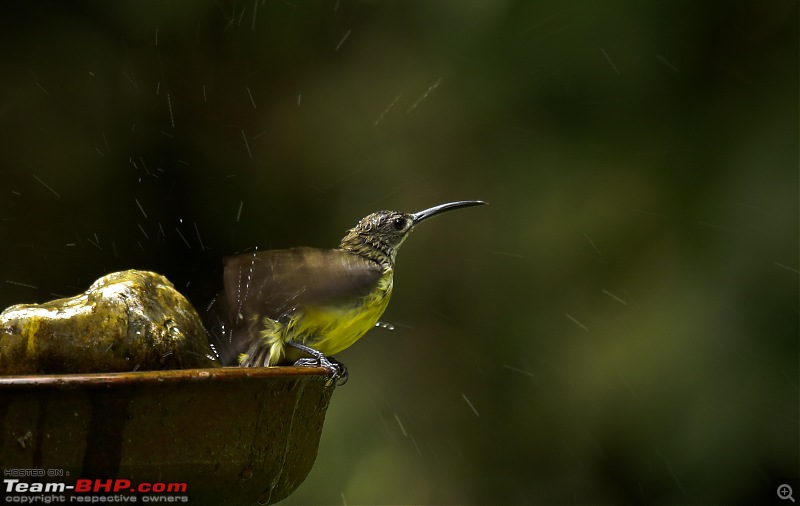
(412, 200, 486, 225)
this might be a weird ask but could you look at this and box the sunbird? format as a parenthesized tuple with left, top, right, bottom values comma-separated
(207, 200, 485, 383)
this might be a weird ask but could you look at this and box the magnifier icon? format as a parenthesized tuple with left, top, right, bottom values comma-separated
(778, 484, 795, 502)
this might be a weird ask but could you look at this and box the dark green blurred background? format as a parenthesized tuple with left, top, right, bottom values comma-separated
(0, 1, 797, 504)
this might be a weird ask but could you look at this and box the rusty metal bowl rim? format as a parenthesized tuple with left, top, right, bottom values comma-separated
(0, 366, 331, 389)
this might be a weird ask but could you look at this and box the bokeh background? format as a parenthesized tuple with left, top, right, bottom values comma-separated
(0, 1, 797, 504)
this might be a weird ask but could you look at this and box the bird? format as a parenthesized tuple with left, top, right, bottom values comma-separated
(205, 200, 485, 383)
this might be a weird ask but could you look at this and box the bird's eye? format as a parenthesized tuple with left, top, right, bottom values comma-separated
(392, 217, 407, 230)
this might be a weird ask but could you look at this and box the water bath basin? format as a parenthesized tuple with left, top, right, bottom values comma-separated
(0, 366, 335, 505)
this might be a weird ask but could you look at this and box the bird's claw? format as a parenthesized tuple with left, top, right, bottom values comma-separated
(328, 356, 349, 386)
(293, 352, 348, 386)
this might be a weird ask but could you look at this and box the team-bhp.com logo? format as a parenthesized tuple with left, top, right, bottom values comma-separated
(4, 477, 189, 503)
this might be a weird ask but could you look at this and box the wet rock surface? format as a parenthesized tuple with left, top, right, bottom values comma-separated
(0, 270, 219, 374)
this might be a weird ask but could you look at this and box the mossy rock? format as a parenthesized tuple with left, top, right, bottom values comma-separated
(0, 270, 219, 374)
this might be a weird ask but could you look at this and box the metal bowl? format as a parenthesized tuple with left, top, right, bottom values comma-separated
(0, 366, 335, 505)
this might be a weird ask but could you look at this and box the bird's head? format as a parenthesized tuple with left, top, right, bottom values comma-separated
(339, 201, 485, 265)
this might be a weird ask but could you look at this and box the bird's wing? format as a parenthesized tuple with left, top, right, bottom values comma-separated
(207, 248, 382, 366)
(222, 247, 383, 323)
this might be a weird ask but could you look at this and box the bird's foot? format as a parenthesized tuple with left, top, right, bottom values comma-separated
(289, 342, 348, 386)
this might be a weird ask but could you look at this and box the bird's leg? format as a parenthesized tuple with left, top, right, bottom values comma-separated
(288, 341, 348, 386)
